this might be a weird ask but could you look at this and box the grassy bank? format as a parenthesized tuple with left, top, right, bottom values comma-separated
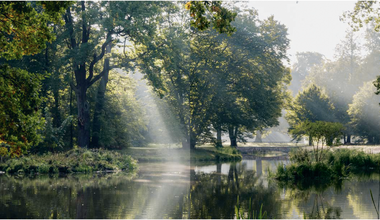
(0, 145, 242, 175)
(274, 148, 380, 186)
(0, 148, 137, 174)
(123, 146, 242, 162)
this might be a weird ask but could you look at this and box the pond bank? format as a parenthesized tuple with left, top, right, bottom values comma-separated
(123, 146, 242, 162)
(0, 148, 137, 174)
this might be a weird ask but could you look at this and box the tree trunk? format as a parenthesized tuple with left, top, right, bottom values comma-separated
(69, 72, 73, 149)
(309, 134, 313, 146)
(346, 134, 351, 144)
(182, 139, 190, 149)
(91, 45, 111, 148)
(368, 136, 374, 145)
(76, 83, 90, 148)
(375, 136, 380, 145)
(216, 125, 222, 148)
(190, 132, 196, 149)
(52, 85, 61, 128)
(229, 126, 238, 147)
(255, 130, 262, 143)
(182, 133, 196, 150)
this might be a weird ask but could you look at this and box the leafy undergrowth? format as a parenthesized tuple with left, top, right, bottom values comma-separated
(124, 146, 242, 162)
(0, 148, 137, 174)
(274, 148, 380, 187)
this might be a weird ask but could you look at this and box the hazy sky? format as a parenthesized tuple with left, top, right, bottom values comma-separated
(247, 1, 358, 65)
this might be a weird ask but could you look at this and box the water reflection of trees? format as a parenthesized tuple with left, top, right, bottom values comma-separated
(302, 193, 342, 219)
(0, 173, 137, 218)
(4, 163, 380, 219)
(185, 163, 282, 219)
(0, 173, 188, 219)
(280, 173, 380, 219)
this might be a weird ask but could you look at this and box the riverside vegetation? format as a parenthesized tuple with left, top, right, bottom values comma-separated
(0, 148, 137, 174)
(274, 148, 380, 187)
(0, 146, 241, 175)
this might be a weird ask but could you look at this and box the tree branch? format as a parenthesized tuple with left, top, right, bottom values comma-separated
(70, 81, 78, 93)
(87, 68, 106, 88)
(64, 7, 77, 49)
(87, 31, 113, 86)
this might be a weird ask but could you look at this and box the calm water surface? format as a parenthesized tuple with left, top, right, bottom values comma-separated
(0, 154, 380, 219)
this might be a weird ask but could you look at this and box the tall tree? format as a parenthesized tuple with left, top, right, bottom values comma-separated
(61, 1, 168, 148)
(343, 1, 380, 100)
(211, 12, 291, 147)
(289, 52, 324, 96)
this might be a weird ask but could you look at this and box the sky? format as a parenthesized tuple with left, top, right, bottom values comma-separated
(247, 1, 358, 65)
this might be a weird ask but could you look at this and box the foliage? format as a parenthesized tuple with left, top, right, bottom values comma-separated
(348, 81, 380, 144)
(343, 1, 380, 108)
(287, 84, 338, 146)
(91, 72, 147, 148)
(0, 1, 72, 59)
(287, 84, 335, 126)
(343, 1, 380, 32)
(0, 65, 44, 157)
(302, 31, 362, 143)
(186, 1, 237, 35)
(36, 108, 73, 153)
(290, 121, 344, 149)
(211, 11, 290, 146)
(0, 148, 137, 174)
(59, 1, 174, 148)
(148, 5, 290, 148)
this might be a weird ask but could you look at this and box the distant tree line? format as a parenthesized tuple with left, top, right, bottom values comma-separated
(287, 27, 380, 145)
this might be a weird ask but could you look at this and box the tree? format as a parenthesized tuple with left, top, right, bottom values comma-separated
(61, 1, 169, 148)
(0, 1, 72, 60)
(208, 11, 291, 147)
(0, 65, 44, 157)
(148, 6, 290, 149)
(286, 84, 336, 145)
(289, 52, 324, 96)
(343, 1, 380, 100)
(90, 71, 147, 148)
(348, 81, 380, 144)
(303, 31, 362, 143)
(290, 121, 344, 159)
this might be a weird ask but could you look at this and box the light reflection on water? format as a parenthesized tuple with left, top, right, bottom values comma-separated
(0, 156, 379, 219)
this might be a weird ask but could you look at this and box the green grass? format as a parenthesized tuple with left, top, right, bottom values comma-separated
(123, 146, 242, 162)
(0, 148, 138, 174)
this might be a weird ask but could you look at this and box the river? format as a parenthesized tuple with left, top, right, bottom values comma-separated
(0, 153, 379, 219)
